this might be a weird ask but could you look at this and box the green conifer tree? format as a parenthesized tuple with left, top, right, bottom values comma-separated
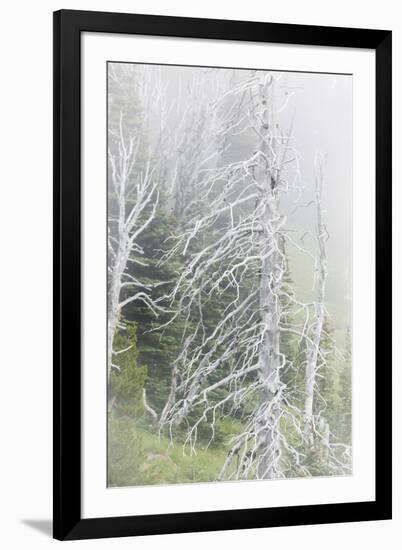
(109, 322, 147, 418)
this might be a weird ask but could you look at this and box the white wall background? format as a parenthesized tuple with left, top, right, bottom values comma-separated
(0, 0, 399, 548)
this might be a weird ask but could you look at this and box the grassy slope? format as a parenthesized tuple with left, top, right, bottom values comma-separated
(108, 415, 233, 487)
(108, 248, 351, 487)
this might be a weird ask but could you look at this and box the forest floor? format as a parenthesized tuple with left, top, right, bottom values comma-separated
(108, 415, 233, 487)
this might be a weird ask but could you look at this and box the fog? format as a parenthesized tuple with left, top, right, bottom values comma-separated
(110, 62, 352, 330)
(107, 62, 353, 486)
(146, 64, 350, 328)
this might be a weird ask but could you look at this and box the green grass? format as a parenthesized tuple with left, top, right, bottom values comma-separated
(108, 414, 238, 487)
(108, 407, 343, 486)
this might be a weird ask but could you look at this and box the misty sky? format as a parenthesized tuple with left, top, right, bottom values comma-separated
(110, 63, 353, 332)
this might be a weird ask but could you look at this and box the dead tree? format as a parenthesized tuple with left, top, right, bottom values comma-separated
(159, 71, 309, 480)
(107, 64, 166, 380)
(302, 157, 351, 475)
(304, 154, 328, 445)
(107, 112, 160, 380)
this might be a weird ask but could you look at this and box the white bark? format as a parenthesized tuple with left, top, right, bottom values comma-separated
(304, 155, 327, 445)
(107, 109, 160, 380)
(107, 65, 352, 478)
(159, 72, 307, 480)
(253, 77, 284, 479)
(143, 388, 158, 421)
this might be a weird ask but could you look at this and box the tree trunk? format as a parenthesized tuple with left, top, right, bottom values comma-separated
(107, 243, 125, 380)
(255, 76, 283, 479)
(304, 157, 327, 445)
(256, 224, 282, 479)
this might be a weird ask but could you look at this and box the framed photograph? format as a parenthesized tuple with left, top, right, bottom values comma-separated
(53, 9, 392, 541)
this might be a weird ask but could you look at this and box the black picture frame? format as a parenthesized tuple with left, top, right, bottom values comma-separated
(53, 9, 392, 541)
